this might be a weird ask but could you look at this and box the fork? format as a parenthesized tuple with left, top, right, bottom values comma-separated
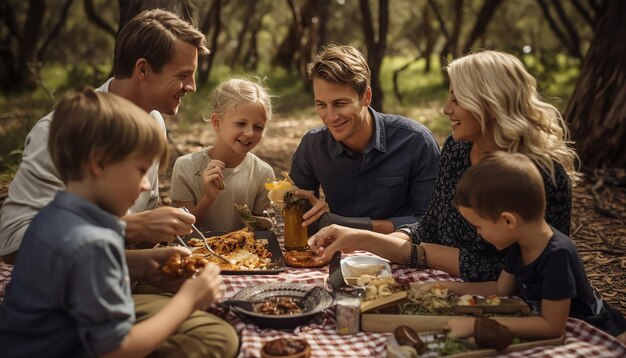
(181, 207, 235, 265)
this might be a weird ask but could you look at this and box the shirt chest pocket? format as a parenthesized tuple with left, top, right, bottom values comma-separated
(375, 175, 405, 187)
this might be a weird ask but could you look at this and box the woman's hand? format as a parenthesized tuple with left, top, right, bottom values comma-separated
(307, 224, 360, 263)
(202, 159, 226, 199)
(294, 188, 329, 227)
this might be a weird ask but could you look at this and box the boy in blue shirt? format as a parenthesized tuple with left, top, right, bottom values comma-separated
(439, 152, 626, 343)
(0, 89, 225, 356)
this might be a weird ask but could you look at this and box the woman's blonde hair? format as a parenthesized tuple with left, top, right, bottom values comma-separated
(445, 50, 579, 184)
(210, 77, 273, 122)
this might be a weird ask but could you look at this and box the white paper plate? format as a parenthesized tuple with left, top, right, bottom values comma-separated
(340, 256, 391, 283)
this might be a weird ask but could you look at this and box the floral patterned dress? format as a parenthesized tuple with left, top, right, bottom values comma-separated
(401, 135, 572, 281)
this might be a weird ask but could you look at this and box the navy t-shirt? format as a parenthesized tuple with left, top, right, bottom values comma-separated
(504, 228, 626, 336)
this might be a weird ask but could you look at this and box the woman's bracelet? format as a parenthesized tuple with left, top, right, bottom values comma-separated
(404, 243, 427, 269)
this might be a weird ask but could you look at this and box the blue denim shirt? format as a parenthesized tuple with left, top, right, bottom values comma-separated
(0, 191, 134, 357)
(290, 107, 440, 228)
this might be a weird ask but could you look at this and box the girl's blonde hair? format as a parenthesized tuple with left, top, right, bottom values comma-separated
(445, 50, 579, 184)
(210, 77, 272, 122)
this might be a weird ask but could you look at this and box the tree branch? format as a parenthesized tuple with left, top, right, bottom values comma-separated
(570, 0, 595, 28)
(462, 0, 503, 54)
(535, 0, 576, 57)
(83, 0, 116, 37)
(38, 0, 75, 63)
(0, 1, 21, 41)
(552, 0, 583, 59)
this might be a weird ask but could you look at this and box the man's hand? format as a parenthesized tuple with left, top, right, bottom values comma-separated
(294, 189, 329, 227)
(122, 206, 195, 244)
(307, 224, 360, 263)
(125, 246, 191, 293)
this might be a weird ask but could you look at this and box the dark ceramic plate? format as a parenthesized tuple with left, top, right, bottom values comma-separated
(182, 230, 285, 275)
(229, 283, 334, 329)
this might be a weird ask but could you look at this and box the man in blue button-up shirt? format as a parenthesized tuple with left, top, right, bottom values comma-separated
(290, 45, 440, 234)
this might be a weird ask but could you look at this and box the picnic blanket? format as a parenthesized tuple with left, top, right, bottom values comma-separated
(218, 253, 626, 358)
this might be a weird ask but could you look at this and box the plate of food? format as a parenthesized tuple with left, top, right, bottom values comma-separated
(176, 229, 285, 275)
(224, 283, 334, 329)
(340, 256, 392, 285)
(449, 294, 530, 315)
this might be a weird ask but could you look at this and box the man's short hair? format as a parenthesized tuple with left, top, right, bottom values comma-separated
(306, 44, 371, 98)
(113, 9, 209, 78)
(49, 88, 169, 183)
(454, 152, 546, 222)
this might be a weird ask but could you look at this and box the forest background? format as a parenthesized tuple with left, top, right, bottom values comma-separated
(0, 0, 624, 313)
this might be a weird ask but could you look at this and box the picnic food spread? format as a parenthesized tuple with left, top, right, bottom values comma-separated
(265, 176, 295, 203)
(255, 297, 303, 315)
(161, 253, 209, 278)
(284, 251, 325, 268)
(161, 229, 273, 274)
(261, 338, 311, 358)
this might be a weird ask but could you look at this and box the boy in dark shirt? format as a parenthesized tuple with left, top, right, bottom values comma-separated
(439, 151, 626, 343)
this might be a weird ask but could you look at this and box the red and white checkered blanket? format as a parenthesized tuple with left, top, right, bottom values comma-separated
(218, 251, 626, 358)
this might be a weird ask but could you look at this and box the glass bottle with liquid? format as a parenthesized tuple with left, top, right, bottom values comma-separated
(283, 192, 309, 251)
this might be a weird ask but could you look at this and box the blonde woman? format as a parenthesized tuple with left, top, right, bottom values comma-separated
(308, 50, 578, 282)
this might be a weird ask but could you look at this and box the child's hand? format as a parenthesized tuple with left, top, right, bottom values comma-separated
(445, 317, 475, 338)
(126, 247, 192, 293)
(202, 159, 226, 199)
(179, 262, 224, 310)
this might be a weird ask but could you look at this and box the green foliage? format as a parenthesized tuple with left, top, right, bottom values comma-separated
(522, 53, 580, 110)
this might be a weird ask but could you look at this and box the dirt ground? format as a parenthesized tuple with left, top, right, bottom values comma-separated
(1, 114, 624, 315)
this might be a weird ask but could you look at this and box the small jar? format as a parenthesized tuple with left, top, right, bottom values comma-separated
(335, 290, 361, 335)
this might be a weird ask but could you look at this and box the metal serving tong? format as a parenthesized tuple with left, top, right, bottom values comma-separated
(180, 207, 235, 265)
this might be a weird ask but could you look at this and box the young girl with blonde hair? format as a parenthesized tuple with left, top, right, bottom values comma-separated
(308, 50, 579, 282)
(171, 78, 275, 231)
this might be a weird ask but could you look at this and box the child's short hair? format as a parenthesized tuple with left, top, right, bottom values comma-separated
(49, 88, 168, 183)
(210, 78, 272, 122)
(454, 152, 546, 222)
(306, 44, 371, 98)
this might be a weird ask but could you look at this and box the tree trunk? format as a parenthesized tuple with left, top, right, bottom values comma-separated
(38, 0, 75, 64)
(271, 0, 317, 82)
(0, 0, 46, 92)
(535, 0, 583, 60)
(229, 1, 256, 67)
(198, 0, 221, 85)
(461, 0, 503, 54)
(316, 0, 331, 48)
(359, 0, 389, 112)
(84, 0, 116, 37)
(565, 1, 626, 169)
